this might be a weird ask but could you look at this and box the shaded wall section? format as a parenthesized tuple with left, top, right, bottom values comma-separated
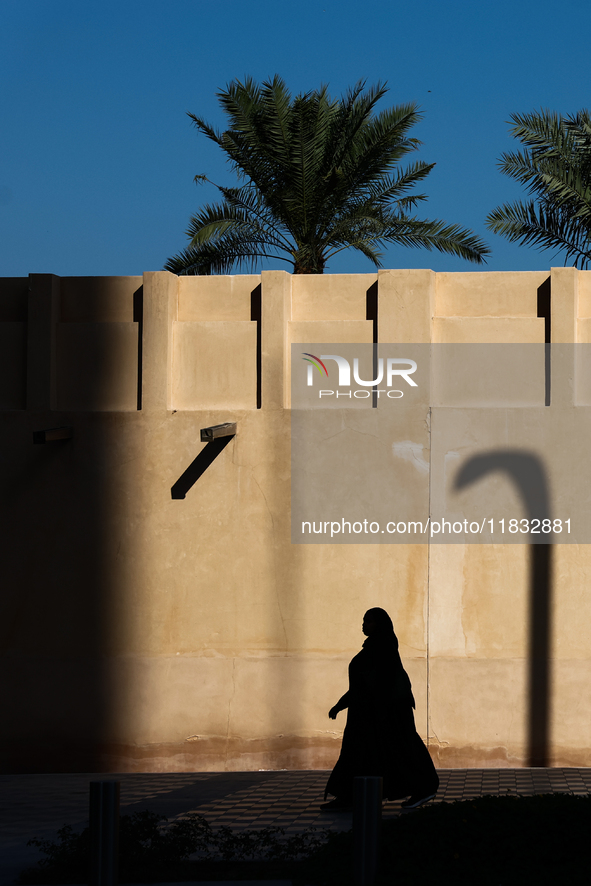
(0, 274, 141, 771)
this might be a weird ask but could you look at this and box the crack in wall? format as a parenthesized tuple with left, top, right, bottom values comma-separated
(429, 727, 449, 747)
(224, 657, 237, 770)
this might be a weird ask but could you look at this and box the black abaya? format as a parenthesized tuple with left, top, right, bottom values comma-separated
(325, 630, 439, 801)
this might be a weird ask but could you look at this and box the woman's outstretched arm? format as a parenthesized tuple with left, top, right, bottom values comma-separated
(328, 691, 350, 719)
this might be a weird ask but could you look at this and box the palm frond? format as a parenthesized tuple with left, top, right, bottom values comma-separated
(166, 77, 488, 273)
(486, 199, 591, 268)
(487, 107, 591, 267)
(165, 212, 294, 275)
(382, 216, 491, 263)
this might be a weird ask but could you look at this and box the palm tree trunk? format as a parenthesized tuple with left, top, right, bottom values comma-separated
(293, 256, 325, 274)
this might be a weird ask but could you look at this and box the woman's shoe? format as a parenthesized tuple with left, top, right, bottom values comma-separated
(319, 798, 353, 811)
(400, 792, 436, 809)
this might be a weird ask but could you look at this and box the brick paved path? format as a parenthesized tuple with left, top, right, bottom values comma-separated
(1, 769, 590, 885)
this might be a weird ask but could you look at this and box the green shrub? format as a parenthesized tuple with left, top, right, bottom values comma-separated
(20, 794, 591, 885)
(299, 793, 591, 886)
(19, 808, 330, 884)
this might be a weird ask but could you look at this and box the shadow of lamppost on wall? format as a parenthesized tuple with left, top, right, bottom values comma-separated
(455, 451, 553, 768)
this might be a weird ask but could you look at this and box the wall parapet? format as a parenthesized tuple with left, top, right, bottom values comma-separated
(2, 268, 588, 413)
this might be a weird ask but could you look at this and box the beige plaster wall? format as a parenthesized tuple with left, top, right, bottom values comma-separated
(172, 321, 257, 410)
(56, 322, 139, 411)
(1, 268, 590, 773)
(434, 271, 549, 317)
(177, 275, 259, 321)
(291, 273, 376, 321)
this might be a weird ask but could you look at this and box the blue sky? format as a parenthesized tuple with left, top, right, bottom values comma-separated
(1, 0, 590, 277)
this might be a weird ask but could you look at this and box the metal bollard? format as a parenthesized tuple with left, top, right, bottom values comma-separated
(89, 781, 120, 886)
(353, 776, 382, 886)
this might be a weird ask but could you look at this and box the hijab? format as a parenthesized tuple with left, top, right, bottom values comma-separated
(362, 607, 415, 708)
(363, 607, 399, 650)
(365, 606, 396, 634)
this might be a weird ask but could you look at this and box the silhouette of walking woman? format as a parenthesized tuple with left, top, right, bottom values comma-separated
(322, 607, 439, 810)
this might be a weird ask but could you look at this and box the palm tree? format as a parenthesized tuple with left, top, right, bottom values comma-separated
(486, 109, 591, 268)
(165, 77, 489, 275)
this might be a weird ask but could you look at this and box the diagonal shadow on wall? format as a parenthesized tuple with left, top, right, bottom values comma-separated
(171, 437, 234, 500)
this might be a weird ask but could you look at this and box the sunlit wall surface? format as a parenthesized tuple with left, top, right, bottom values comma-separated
(1, 268, 590, 772)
